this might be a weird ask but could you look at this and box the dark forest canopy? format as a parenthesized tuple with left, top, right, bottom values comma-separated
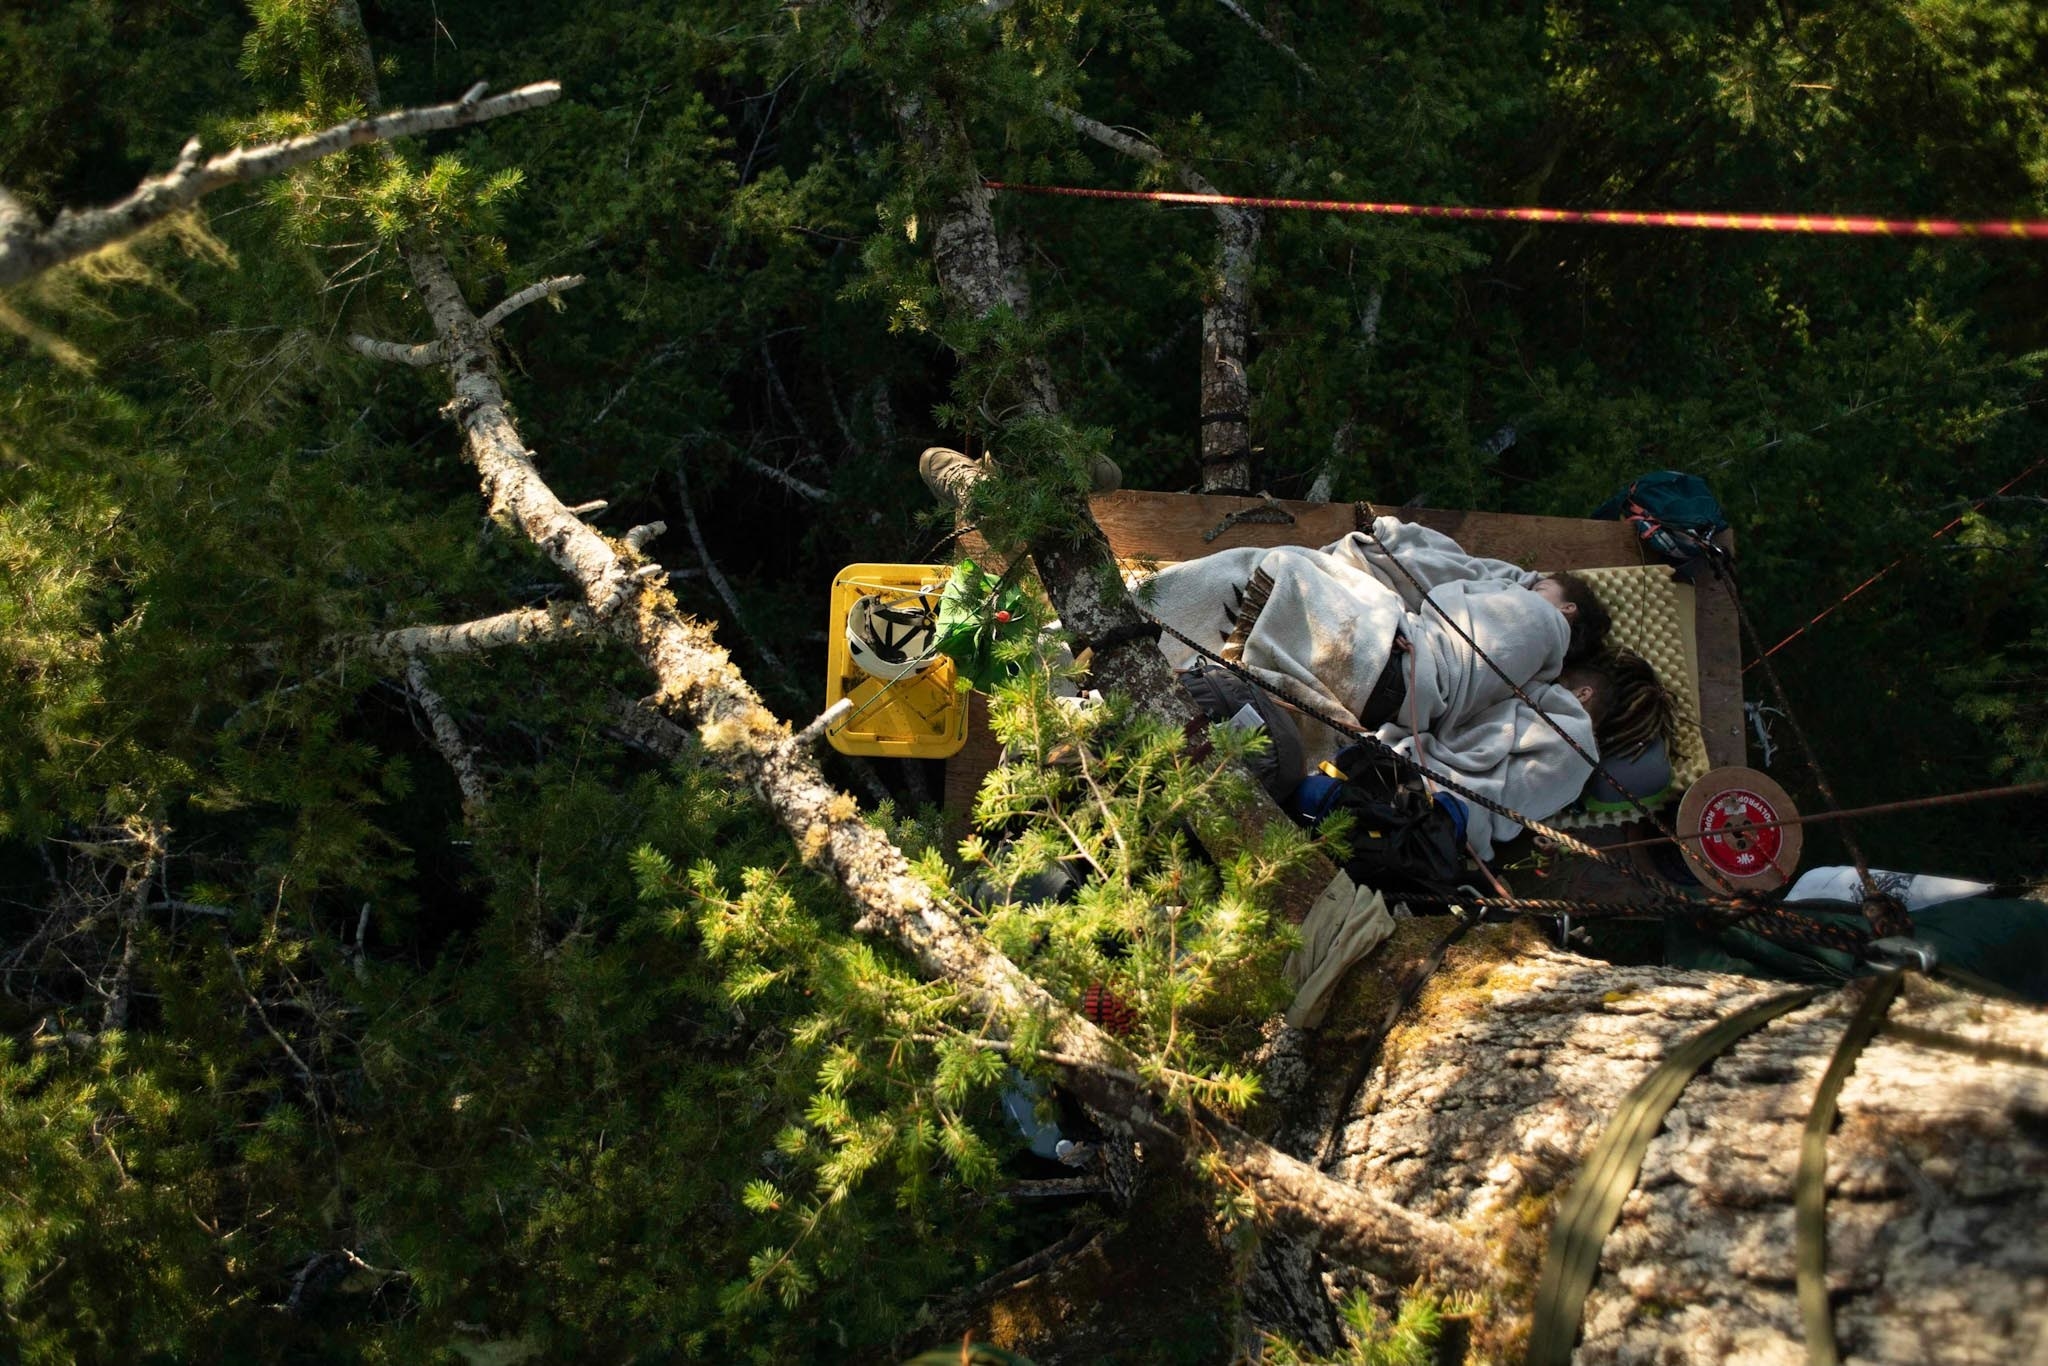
(2, 1, 2045, 1361)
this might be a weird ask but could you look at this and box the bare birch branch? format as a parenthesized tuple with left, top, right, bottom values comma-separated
(1046, 105, 1165, 166)
(623, 521, 667, 553)
(1212, 0, 1319, 81)
(0, 83, 562, 289)
(477, 274, 586, 331)
(101, 819, 165, 1033)
(405, 656, 490, 811)
(347, 334, 447, 367)
(1306, 286, 1378, 503)
(793, 698, 855, 748)
(739, 450, 834, 502)
(254, 603, 598, 671)
(1305, 420, 1349, 505)
(371, 603, 597, 661)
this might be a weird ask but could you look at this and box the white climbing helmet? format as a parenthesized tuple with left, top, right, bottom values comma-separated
(846, 592, 939, 681)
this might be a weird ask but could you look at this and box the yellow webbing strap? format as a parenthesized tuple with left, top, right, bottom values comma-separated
(1527, 986, 1824, 1366)
(1797, 970, 1904, 1366)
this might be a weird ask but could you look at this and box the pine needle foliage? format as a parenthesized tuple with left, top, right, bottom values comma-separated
(968, 639, 1307, 1114)
(1260, 1286, 1463, 1366)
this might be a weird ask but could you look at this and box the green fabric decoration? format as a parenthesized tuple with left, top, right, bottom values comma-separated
(935, 559, 1029, 692)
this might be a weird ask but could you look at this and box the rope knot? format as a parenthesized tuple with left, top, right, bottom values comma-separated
(1861, 890, 1913, 939)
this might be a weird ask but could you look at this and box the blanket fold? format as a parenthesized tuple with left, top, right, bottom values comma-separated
(1284, 871, 1395, 1028)
(1141, 530, 1597, 859)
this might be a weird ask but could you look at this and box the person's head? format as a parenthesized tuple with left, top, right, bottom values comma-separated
(1532, 571, 1611, 664)
(1559, 648, 1674, 758)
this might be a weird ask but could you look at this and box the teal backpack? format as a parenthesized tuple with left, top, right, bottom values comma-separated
(1593, 470, 1730, 582)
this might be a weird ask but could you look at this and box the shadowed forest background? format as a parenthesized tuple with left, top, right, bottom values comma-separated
(2, 1, 2045, 1361)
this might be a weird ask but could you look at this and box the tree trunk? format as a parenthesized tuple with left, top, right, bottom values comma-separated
(1197, 202, 1259, 495)
(1042, 102, 1260, 494)
(1316, 924, 2048, 1364)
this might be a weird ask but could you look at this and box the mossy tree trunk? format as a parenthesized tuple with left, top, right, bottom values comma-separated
(1306, 925, 2048, 1364)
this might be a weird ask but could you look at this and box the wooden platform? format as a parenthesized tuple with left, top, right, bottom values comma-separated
(945, 491, 1746, 814)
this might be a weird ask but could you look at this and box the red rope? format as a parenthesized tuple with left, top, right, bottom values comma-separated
(984, 180, 2048, 239)
(1748, 456, 2048, 670)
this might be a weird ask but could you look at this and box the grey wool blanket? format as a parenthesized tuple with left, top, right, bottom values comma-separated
(1137, 519, 1597, 860)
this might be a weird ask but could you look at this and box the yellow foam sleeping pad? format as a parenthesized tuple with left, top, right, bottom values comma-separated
(1552, 563, 1711, 828)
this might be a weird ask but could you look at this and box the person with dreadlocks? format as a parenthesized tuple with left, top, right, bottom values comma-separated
(1557, 648, 1680, 809)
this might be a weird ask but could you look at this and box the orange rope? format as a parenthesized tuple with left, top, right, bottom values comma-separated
(1749, 456, 2048, 670)
(986, 180, 2048, 239)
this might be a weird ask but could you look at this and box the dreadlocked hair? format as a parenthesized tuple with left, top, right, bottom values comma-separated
(1563, 648, 1676, 759)
(1546, 571, 1612, 664)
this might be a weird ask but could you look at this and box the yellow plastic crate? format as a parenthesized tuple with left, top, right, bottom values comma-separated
(824, 564, 969, 758)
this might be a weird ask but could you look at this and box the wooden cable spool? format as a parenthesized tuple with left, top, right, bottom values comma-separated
(1674, 766, 1803, 890)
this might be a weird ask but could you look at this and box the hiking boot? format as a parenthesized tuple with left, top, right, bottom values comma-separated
(918, 446, 987, 509)
(1085, 451, 1122, 493)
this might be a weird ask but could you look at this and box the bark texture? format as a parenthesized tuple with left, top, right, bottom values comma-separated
(350, 604, 598, 664)
(1325, 930, 2048, 1364)
(404, 656, 489, 812)
(0, 84, 560, 288)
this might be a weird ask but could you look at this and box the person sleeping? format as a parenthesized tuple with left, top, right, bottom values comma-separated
(1321, 514, 1612, 666)
(1558, 648, 1680, 811)
(1137, 517, 1610, 756)
(1136, 520, 1609, 857)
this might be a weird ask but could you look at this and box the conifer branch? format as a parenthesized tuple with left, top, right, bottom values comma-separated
(739, 450, 834, 502)
(0, 82, 562, 289)
(221, 932, 325, 1117)
(390, 208, 1482, 1293)
(331, 8, 1469, 1287)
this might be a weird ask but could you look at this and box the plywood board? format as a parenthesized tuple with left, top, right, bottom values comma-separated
(1352, 503, 1652, 572)
(960, 492, 1657, 570)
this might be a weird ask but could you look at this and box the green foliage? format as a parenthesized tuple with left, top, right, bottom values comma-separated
(4, 0, 2048, 1362)
(970, 646, 1305, 1113)
(1262, 1286, 1460, 1366)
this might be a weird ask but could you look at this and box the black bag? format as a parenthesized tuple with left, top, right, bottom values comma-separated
(1175, 659, 1307, 802)
(1293, 742, 1466, 899)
